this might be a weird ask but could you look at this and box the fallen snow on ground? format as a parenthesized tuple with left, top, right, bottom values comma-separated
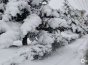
(0, 35, 88, 65)
(0, 48, 18, 64)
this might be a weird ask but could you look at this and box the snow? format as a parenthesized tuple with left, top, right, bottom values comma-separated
(42, 5, 53, 16)
(21, 14, 42, 36)
(0, 48, 18, 65)
(0, 30, 21, 48)
(38, 31, 55, 45)
(49, 0, 64, 10)
(48, 18, 69, 29)
(12, 40, 22, 46)
(0, 21, 21, 48)
(0, 20, 11, 33)
(1, 35, 88, 65)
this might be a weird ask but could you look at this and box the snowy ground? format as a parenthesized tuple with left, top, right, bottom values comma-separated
(0, 35, 88, 65)
(0, 48, 18, 64)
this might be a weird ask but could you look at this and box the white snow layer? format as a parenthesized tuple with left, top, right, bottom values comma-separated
(48, 18, 69, 29)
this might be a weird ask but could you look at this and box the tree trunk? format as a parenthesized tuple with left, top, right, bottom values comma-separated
(22, 34, 28, 45)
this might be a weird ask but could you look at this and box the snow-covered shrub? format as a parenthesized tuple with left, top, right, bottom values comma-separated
(0, 0, 88, 61)
(23, 0, 88, 60)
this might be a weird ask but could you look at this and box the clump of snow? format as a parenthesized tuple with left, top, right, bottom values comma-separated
(61, 31, 79, 41)
(6, 22, 22, 31)
(21, 14, 42, 36)
(38, 31, 55, 45)
(0, 20, 22, 48)
(49, 0, 64, 10)
(6, 0, 28, 16)
(51, 10, 60, 17)
(12, 40, 22, 46)
(48, 18, 69, 29)
(0, 30, 21, 48)
(42, 5, 53, 16)
(0, 20, 10, 33)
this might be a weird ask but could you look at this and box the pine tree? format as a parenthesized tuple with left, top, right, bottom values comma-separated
(0, 0, 88, 61)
